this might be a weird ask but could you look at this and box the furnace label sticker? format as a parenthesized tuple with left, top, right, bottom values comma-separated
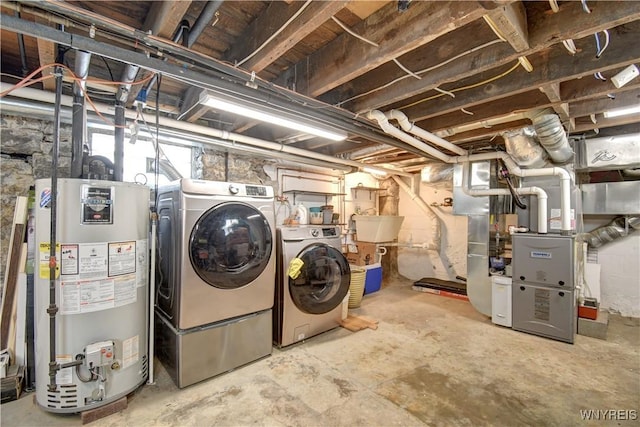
(108, 241, 136, 276)
(78, 243, 108, 279)
(38, 242, 60, 279)
(121, 335, 139, 369)
(550, 208, 575, 230)
(60, 244, 79, 275)
(534, 288, 550, 321)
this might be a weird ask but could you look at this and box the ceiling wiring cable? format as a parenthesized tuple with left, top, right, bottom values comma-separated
(392, 58, 421, 79)
(581, 0, 591, 14)
(482, 16, 507, 42)
(236, 0, 312, 67)
(561, 39, 577, 55)
(336, 38, 503, 106)
(594, 29, 610, 58)
(461, 108, 474, 115)
(433, 86, 455, 98)
(548, 0, 560, 13)
(331, 16, 379, 47)
(399, 61, 521, 110)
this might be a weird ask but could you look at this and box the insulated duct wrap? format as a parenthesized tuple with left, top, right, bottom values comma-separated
(584, 216, 640, 248)
(502, 127, 548, 168)
(420, 163, 453, 189)
(531, 114, 574, 164)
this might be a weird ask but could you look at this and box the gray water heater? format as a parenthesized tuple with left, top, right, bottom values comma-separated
(34, 178, 150, 412)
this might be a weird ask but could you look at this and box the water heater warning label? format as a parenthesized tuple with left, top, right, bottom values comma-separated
(60, 275, 137, 315)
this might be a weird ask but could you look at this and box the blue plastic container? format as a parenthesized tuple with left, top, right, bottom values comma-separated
(363, 263, 382, 295)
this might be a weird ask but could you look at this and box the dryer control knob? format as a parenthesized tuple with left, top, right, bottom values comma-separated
(311, 228, 320, 237)
(229, 184, 239, 195)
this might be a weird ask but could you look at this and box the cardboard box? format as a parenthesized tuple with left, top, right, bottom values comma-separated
(346, 242, 378, 266)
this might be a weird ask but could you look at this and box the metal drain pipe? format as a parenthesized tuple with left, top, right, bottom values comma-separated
(71, 50, 91, 178)
(0, 85, 410, 177)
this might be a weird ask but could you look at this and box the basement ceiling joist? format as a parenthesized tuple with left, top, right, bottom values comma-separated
(0, 0, 638, 168)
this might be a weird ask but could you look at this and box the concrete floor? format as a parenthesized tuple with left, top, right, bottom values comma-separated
(2, 277, 639, 426)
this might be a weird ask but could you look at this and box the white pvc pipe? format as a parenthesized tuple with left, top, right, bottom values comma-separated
(368, 109, 573, 233)
(462, 162, 549, 234)
(391, 175, 441, 251)
(385, 109, 468, 156)
(1, 84, 413, 178)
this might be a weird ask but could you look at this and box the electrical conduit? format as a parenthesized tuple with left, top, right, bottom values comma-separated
(0, 84, 411, 177)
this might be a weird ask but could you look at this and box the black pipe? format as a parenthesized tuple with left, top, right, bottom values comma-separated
(71, 51, 91, 178)
(47, 64, 63, 392)
(114, 101, 125, 181)
(15, 11, 28, 76)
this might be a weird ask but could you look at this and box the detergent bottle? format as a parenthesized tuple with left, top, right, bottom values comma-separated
(296, 202, 308, 225)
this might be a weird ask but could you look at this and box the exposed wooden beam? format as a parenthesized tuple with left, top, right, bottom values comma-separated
(34, 17, 55, 91)
(345, 0, 640, 112)
(126, 0, 192, 105)
(276, 0, 492, 97)
(143, 0, 192, 39)
(573, 113, 640, 133)
(404, 22, 640, 121)
(569, 90, 640, 118)
(485, 1, 528, 51)
(539, 84, 572, 128)
(226, 1, 349, 73)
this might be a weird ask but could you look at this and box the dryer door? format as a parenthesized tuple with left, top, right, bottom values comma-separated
(289, 243, 351, 314)
(189, 202, 273, 289)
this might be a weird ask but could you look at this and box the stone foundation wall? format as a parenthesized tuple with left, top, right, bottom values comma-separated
(0, 115, 72, 283)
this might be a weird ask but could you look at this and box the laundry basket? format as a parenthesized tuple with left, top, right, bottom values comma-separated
(348, 266, 366, 308)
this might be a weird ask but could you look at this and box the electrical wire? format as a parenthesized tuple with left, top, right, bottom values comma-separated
(337, 39, 503, 106)
(594, 30, 610, 58)
(331, 16, 379, 47)
(392, 58, 421, 79)
(399, 61, 521, 110)
(236, 0, 312, 67)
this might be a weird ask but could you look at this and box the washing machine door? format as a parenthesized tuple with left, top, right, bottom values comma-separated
(189, 202, 272, 289)
(289, 243, 350, 314)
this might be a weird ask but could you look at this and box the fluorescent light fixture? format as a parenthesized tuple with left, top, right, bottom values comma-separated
(603, 104, 640, 118)
(199, 91, 347, 141)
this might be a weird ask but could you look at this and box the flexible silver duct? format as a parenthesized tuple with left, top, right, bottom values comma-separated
(583, 216, 640, 248)
(530, 112, 574, 164)
(502, 126, 548, 168)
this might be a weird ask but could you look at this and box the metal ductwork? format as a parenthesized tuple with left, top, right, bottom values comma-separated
(502, 126, 548, 169)
(529, 111, 574, 164)
(583, 216, 640, 248)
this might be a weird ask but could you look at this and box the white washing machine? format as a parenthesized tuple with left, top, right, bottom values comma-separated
(275, 226, 351, 347)
(154, 179, 275, 387)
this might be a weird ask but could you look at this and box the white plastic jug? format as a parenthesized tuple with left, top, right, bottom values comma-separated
(297, 203, 308, 225)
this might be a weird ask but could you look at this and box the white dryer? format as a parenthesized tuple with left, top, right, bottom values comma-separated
(155, 179, 275, 387)
(275, 226, 351, 347)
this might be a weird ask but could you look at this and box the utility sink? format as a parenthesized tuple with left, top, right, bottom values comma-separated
(353, 215, 404, 242)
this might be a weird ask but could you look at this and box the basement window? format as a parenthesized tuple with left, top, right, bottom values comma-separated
(89, 130, 192, 186)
